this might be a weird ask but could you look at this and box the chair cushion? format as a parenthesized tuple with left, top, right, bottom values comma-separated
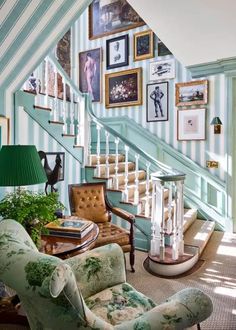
(71, 185, 109, 223)
(95, 223, 130, 249)
(85, 283, 156, 326)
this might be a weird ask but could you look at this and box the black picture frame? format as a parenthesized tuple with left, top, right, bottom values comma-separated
(106, 34, 129, 70)
(45, 152, 65, 181)
(146, 81, 169, 122)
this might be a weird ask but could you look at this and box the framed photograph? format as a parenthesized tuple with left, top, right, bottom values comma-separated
(0, 116, 10, 147)
(175, 80, 208, 106)
(134, 30, 154, 61)
(89, 0, 145, 40)
(146, 82, 168, 122)
(105, 68, 142, 108)
(157, 39, 172, 56)
(106, 34, 129, 70)
(149, 59, 175, 81)
(79, 48, 102, 102)
(177, 108, 206, 141)
(45, 152, 65, 181)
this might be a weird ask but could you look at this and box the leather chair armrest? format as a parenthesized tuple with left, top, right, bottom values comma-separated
(110, 206, 135, 223)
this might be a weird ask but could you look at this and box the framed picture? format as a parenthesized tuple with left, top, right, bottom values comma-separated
(45, 152, 65, 181)
(134, 30, 154, 61)
(89, 0, 145, 40)
(146, 82, 168, 122)
(177, 108, 206, 141)
(0, 116, 10, 147)
(157, 39, 172, 56)
(175, 80, 208, 106)
(106, 34, 129, 70)
(79, 48, 102, 102)
(105, 68, 142, 108)
(149, 59, 175, 81)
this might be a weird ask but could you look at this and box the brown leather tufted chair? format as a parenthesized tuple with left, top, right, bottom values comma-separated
(68, 183, 135, 272)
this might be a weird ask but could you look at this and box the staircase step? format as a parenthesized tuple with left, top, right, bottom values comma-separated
(184, 219, 215, 255)
(110, 170, 146, 185)
(119, 180, 152, 199)
(34, 104, 51, 111)
(98, 162, 135, 175)
(62, 133, 76, 137)
(48, 120, 64, 125)
(183, 208, 198, 232)
(90, 154, 125, 165)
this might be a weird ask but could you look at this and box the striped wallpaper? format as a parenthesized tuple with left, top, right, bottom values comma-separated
(73, 8, 227, 182)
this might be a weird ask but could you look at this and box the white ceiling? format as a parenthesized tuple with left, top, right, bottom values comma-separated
(128, 0, 236, 67)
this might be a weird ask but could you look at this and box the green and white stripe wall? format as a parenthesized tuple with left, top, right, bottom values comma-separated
(74, 9, 227, 182)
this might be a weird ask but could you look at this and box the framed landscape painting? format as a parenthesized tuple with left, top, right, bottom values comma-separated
(134, 30, 154, 61)
(89, 0, 145, 40)
(105, 68, 142, 108)
(177, 108, 206, 141)
(79, 48, 102, 102)
(146, 82, 168, 122)
(149, 59, 175, 81)
(106, 34, 129, 70)
(0, 116, 10, 147)
(176, 80, 208, 106)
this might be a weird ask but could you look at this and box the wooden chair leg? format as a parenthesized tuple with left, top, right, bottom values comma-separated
(130, 247, 135, 272)
(197, 323, 201, 330)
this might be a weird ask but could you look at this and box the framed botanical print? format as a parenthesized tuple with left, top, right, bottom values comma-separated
(0, 116, 10, 147)
(79, 48, 102, 102)
(146, 82, 168, 122)
(149, 59, 175, 81)
(175, 80, 208, 106)
(134, 30, 154, 61)
(177, 108, 206, 141)
(89, 0, 145, 40)
(105, 68, 142, 108)
(106, 34, 129, 70)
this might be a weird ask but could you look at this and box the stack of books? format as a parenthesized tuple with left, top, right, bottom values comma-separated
(45, 218, 94, 239)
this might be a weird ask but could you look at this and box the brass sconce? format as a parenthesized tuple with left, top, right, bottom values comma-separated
(210, 117, 222, 134)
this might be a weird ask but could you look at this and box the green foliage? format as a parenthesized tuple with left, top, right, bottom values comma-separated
(83, 257, 102, 280)
(0, 189, 64, 246)
(25, 259, 57, 288)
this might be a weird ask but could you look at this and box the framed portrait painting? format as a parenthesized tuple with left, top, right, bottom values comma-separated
(0, 116, 10, 147)
(89, 0, 145, 40)
(45, 152, 65, 181)
(134, 30, 154, 61)
(146, 82, 168, 122)
(105, 68, 142, 108)
(149, 59, 175, 81)
(175, 80, 208, 106)
(79, 48, 102, 102)
(106, 34, 129, 70)
(177, 108, 206, 141)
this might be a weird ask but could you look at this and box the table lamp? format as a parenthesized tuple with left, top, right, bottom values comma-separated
(0, 145, 47, 187)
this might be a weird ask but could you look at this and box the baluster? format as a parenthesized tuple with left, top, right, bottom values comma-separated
(150, 183, 158, 256)
(96, 124, 101, 176)
(177, 180, 184, 256)
(75, 96, 80, 145)
(87, 117, 92, 166)
(70, 90, 74, 135)
(150, 180, 162, 256)
(166, 182, 173, 234)
(53, 64, 58, 120)
(172, 183, 179, 260)
(159, 182, 165, 261)
(133, 154, 140, 204)
(114, 138, 120, 190)
(105, 131, 110, 178)
(144, 162, 151, 217)
(123, 145, 129, 202)
(62, 79, 67, 133)
(44, 58, 49, 107)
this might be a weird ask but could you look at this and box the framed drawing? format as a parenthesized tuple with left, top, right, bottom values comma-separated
(146, 82, 168, 122)
(177, 108, 206, 141)
(79, 48, 102, 102)
(105, 68, 142, 108)
(106, 34, 129, 70)
(0, 116, 10, 147)
(134, 30, 154, 61)
(157, 39, 172, 56)
(149, 59, 175, 81)
(89, 0, 145, 40)
(175, 80, 208, 106)
(45, 152, 65, 181)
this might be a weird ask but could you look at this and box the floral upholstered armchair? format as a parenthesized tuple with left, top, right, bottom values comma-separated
(0, 219, 213, 330)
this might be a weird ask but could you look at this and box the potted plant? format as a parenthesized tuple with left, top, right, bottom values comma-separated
(0, 190, 64, 246)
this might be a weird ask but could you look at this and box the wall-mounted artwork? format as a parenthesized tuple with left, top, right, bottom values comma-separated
(105, 68, 142, 108)
(146, 82, 168, 122)
(79, 48, 102, 102)
(175, 80, 208, 106)
(177, 108, 206, 141)
(149, 59, 175, 81)
(89, 0, 145, 40)
(0, 116, 10, 147)
(134, 30, 154, 61)
(157, 39, 172, 56)
(106, 34, 129, 70)
(45, 152, 65, 182)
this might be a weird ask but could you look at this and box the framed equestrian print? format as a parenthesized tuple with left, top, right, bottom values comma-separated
(146, 82, 168, 122)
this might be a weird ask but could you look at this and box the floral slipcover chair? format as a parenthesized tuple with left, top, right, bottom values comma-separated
(0, 219, 213, 329)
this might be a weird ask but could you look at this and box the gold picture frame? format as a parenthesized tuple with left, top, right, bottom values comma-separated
(175, 80, 208, 106)
(105, 68, 142, 108)
(133, 30, 154, 61)
(0, 116, 10, 147)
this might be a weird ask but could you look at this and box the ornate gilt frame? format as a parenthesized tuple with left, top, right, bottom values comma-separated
(175, 79, 208, 106)
(133, 30, 154, 61)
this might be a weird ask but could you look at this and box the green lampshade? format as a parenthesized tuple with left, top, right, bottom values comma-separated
(210, 117, 222, 125)
(0, 145, 47, 186)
